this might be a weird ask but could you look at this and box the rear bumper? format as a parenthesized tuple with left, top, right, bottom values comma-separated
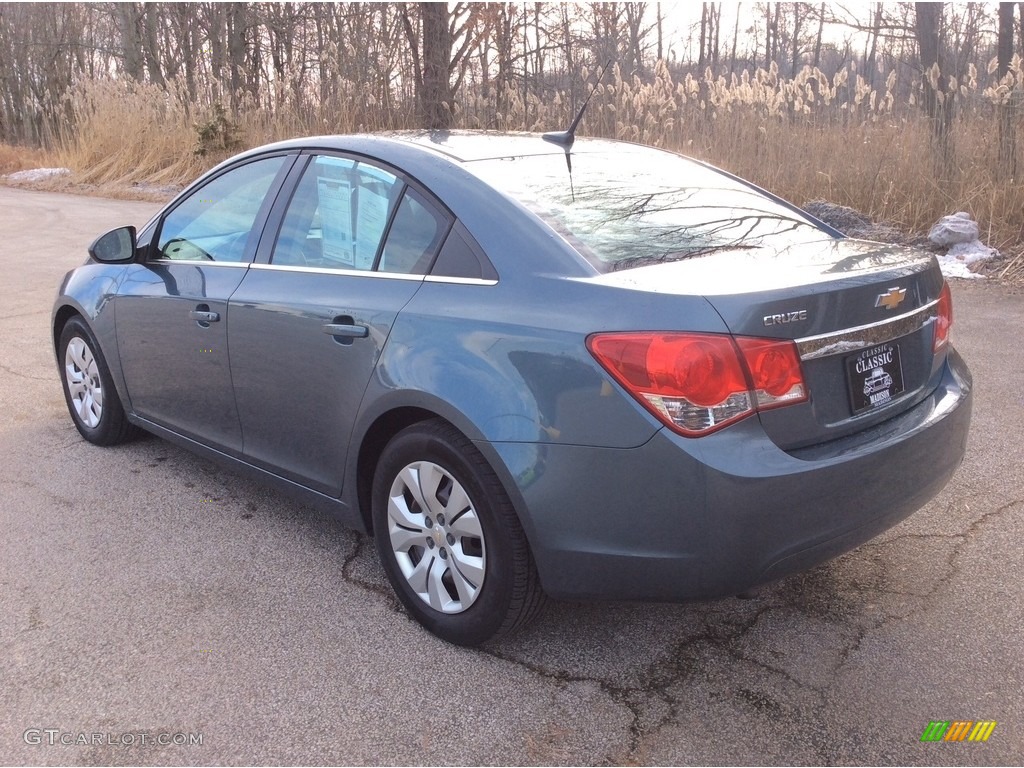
(485, 348, 972, 601)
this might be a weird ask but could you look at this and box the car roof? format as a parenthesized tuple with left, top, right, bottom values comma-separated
(246, 130, 657, 165)
(383, 131, 631, 163)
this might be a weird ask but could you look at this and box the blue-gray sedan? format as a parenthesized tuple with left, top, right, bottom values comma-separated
(53, 132, 972, 645)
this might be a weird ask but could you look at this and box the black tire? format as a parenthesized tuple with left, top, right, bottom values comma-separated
(372, 419, 545, 646)
(58, 316, 137, 446)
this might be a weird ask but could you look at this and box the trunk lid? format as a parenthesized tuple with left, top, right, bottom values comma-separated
(595, 237, 948, 449)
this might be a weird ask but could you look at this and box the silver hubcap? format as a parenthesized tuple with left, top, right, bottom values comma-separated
(65, 337, 103, 429)
(386, 461, 486, 614)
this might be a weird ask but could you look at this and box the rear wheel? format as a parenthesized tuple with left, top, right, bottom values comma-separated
(372, 419, 545, 645)
(58, 317, 137, 446)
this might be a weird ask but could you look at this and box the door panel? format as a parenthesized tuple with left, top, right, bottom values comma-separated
(228, 152, 451, 495)
(114, 155, 291, 450)
(116, 264, 248, 450)
(228, 268, 422, 494)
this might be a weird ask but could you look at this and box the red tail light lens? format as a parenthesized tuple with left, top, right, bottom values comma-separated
(588, 332, 808, 437)
(735, 337, 807, 409)
(647, 335, 746, 405)
(933, 282, 953, 352)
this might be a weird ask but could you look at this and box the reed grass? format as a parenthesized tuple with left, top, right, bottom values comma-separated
(30, 57, 1024, 255)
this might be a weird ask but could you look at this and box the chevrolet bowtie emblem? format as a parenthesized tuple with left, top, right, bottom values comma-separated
(875, 287, 907, 310)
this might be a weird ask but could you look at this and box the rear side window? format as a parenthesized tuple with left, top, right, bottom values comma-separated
(273, 155, 402, 271)
(430, 222, 498, 281)
(272, 154, 451, 276)
(466, 147, 833, 271)
(378, 188, 449, 274)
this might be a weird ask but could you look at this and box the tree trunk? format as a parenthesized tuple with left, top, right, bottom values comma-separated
(997, 2, 1015, 78)
(813, 3, 824, 69)
(997, 3, 1017, 178)
(116, 3, 144, 81)
(1019, 3, 1024, 56)
(698, 3, 708, 70)
(141, 3, 165, 88)
(420, 1, 454, 129)
(656, 3, 662, 61)
(227, 3, 248, 113)
(729, 3, 740, 75)
(711, 3, 720, 70)
(790, 3, 802, 76)
(914, 2, 955, 177)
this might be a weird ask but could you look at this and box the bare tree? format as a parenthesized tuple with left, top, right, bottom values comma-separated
(863, 3, 883, 86)
(915, 2, 956, 176)
(400, 3, 478, 129)
(813, 3, 826, 69)
(997, 2, 1017, 177)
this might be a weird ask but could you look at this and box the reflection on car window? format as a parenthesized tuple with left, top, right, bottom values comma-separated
(273, 155, 402, 271)
(466, 145, 832, 271)
(157, 156, 286, 262)
(378, 189, 449, 274)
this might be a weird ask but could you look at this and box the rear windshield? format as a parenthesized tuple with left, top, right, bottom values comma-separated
(465, 145, 834, 271)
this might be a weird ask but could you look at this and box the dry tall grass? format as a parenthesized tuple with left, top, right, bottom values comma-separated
(0, 142, 49, 174)
(55, 79, 210, 184)
(42, 58, 1024, 255)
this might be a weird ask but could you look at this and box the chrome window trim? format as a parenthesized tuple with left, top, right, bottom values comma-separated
(796, 298, 939, 361)
(249, 263, 425, 281)
(424, 275, 498, 286)
(247, 262, 497, 285)
(149, 259, 249, 268)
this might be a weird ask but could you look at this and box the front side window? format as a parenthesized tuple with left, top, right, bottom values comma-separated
(157, 156, 287, 262)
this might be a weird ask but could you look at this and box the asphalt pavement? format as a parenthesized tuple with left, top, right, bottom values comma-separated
(1, 187, 1021, 765)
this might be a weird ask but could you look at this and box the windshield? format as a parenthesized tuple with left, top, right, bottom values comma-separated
(465, 145, 834, 271)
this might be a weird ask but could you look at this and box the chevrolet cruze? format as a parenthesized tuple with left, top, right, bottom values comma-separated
(53, 132, 972, 645)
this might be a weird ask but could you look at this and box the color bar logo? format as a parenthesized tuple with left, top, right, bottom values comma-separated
(920, 720, 997, 742)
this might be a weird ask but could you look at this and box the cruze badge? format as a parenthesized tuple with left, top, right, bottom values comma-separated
(875, 287, 907, 310)
(763, 309, 808, 327)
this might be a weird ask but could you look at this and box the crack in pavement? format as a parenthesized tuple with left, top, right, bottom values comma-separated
(252, 495, 1024, 764)
(0, 359, 52, 382)
(338, 532, 408, 612)
(0, 308, 49, 321)
(478, 603, 796, 764)
(0, 477, 75, 509)
(509, 496, 1024, 763)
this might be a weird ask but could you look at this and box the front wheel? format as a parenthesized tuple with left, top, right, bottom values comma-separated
(372, 420, 545, 646)
(58, 316, 137, 446)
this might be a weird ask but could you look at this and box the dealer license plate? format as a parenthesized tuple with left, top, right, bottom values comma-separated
(846, 342, 905, 413)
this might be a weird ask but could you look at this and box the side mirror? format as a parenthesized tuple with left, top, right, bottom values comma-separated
(88, 226, 137, 263)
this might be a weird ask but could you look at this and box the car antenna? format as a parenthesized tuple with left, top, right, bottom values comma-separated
(542, 59, 612, 201)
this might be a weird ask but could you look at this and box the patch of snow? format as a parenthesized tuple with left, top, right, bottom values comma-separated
(948, 239, 998, 266)
(4, 167, 71, 181)
(937, 240, 997, 280)
(928, 212, 997, 279)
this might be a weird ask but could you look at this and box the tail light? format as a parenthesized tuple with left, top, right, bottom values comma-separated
(588, 332, 808, 437)
(933, 282, 953, 353)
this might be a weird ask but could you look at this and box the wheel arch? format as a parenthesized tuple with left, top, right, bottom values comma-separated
(349, 400, 534, 548)
(354, 406, 442, 533)
(52, 303, 84, 361)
